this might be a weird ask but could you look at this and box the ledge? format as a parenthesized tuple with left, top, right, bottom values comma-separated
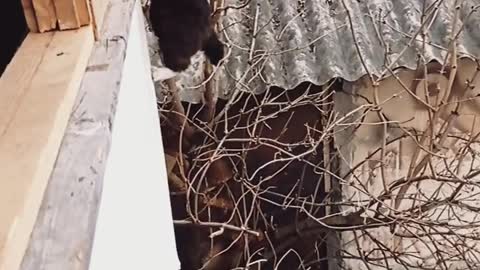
(0, 23, 95, 270)
(16, 0, 136, 269)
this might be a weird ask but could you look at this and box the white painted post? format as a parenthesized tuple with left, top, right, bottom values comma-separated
(88, 2, 180, 269)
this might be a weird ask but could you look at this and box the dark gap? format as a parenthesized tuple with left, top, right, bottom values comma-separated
(1, 0, 30, 76)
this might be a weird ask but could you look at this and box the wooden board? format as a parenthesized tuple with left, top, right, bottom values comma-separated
(22, 0, 92, 32)
(31, 0, 57, 32)
(75, 0, 91, 25)
(0, 33, 54, 131)
(20, 0, 39, 32)
(53, 0, 81, 29)
(19, 0, 137, 269)
(0, 26, 95, 270)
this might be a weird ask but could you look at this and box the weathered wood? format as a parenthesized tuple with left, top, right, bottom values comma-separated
(32, 0, 57, 32)
(0, 33, 53, 131)
(90, 0, 110, 40)
(0, 26, 94, 270)
(20, 0, 39, 32)
(22, 0, 92, 32)
(20, 0, 137, 269)
(0, 31, 53, 270)
(52, 0, 92, 30)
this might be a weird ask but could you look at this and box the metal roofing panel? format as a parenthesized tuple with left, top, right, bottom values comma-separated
(147, 0, 480, 103)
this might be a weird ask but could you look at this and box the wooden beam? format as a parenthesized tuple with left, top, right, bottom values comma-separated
(20, 0, 39, 32)
(0, 26, 95, 270)
(31, 0, 57, 32)
(0, 33, 54, 131)
(52, 0, 81, 29)
(20, 0, 137, 269)
(75, 0, 91, 25)
(51, 0, 92, 30)
(23, 0, 92, 32)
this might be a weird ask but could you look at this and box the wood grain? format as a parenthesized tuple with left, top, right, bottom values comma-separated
(20, 0, 39, 32)
(31, 0, 57, 32)
(0, 33, 54, 132)
(20, 0, 136, 269)
(53, 0, 81, 29)
(75, 0, 91, 25)
(0, 26, 95, 270)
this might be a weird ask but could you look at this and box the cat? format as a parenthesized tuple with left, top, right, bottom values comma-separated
(149, 0, 225, 72)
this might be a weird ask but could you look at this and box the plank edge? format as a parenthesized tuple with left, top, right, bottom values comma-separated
(0, 26, 95, 270)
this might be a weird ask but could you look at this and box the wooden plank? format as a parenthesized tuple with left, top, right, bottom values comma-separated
(75, 0, 91, 25)
(0, 33, 53, 131)
(20, 0, 39, 32)
(53, 0, 81, 30)
(53, 0, 91, 28)
(20, 0, 137, 269)
(32, 0, 57, 32)
(0, 26, 95, 270)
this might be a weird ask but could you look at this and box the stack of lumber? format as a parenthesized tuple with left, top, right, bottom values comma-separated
(20, 0, 94, 33)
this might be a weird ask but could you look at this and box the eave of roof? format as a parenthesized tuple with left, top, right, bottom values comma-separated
(147, 0, 480, 103)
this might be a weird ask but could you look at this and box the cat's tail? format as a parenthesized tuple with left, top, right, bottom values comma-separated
(202, 30, 225, 66)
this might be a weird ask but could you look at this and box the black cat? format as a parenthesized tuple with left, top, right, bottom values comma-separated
(149, 0, 225, 72)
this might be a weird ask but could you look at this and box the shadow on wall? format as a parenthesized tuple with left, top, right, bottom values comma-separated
(0, 0, 29, 76)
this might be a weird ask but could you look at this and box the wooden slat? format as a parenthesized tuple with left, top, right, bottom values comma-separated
(32, 0, 57, 32)
(20, 0, 137, 269)
(20, 0, 39, 32)
(0, 26, 95, 270)
(75, 0, 91, 25)
(53, 0, 81, 29)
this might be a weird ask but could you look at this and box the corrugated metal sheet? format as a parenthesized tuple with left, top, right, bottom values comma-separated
(146, 0, 480, 103)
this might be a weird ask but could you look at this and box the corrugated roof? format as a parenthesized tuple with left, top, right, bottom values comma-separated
(146, 0, 480, 103)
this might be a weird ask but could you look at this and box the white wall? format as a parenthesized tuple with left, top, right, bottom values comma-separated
(88, 2, 180, 269)
(334, 61, 480, 270)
